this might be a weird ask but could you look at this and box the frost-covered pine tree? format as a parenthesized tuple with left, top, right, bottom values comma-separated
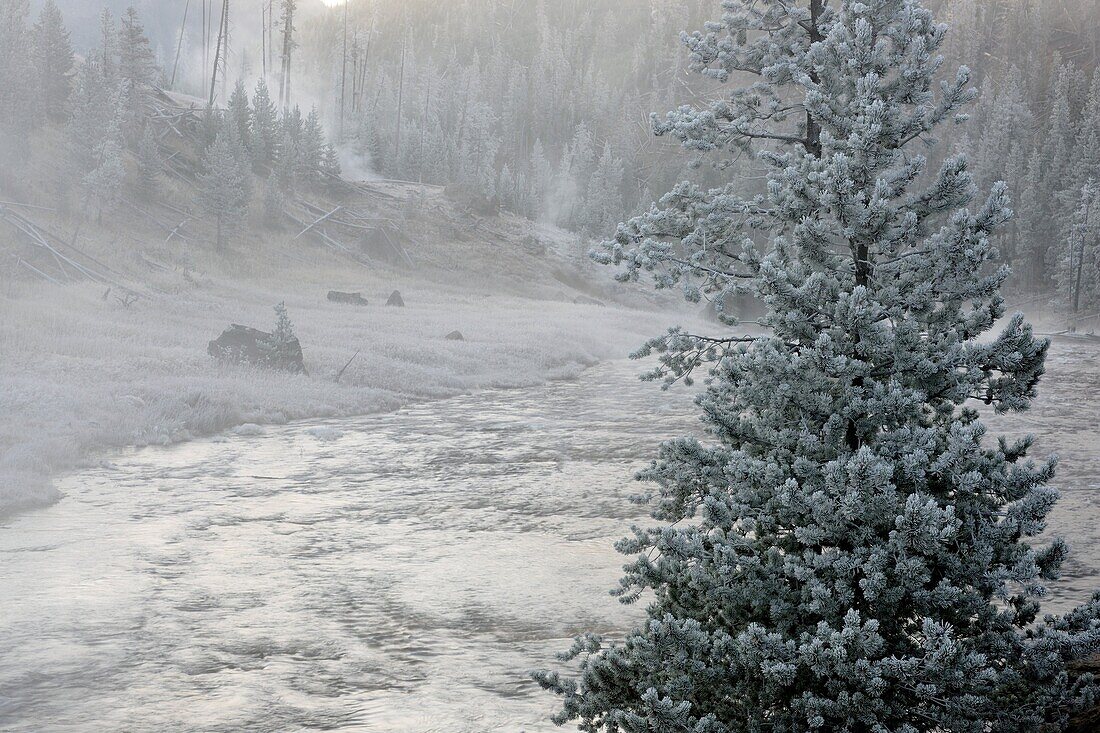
(0, 0, 34, 151)
(582, 142, 626, 236)
(1055, 179, 1100, 321)
(117, 6, 157, 140)
(136, 124, 160, 197)
(69, 59, 112, 172)
(31, 0, 74, 123)
(251, 78, 279, 170)
(299, 106, 326, 180)
(537, 2, 1100, 731)
(198, 125, 249, 250)
(81, 99, 126, 223)
(227, 80, 252, 153)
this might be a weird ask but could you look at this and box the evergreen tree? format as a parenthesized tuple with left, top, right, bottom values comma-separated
(1014, 148, 1047, 293)
(0, 0, 34, 150)
(271, 124, 300, 201)
(136, 123, 160, 197)
(117, 6, 157, 139)
(31, 0, 74, 123)
(1055, 179, 1100, 320)
(299, 106, 326, 181)
(582, 142, 625, 235)
(197, 126, 249, 249)
(537, 2, 1100, 731)
(81, 100, 127, 223)
(528, 137, 553, 215)
(355, 114, 385, 172)
(271, 301, 295, 345)
(69, 59, 112, 172)
(227, 80, 252, 153)
(251, 78, 279, 169)
(1069, 72, 1100, 197)
(97, 9, 117, 85)
(973, 66, 1030, 190)
(320, 143, 341, 180)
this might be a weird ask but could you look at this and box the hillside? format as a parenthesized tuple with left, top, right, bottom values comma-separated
(0, 106, 686, 516)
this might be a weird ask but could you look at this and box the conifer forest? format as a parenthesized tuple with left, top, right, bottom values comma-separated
(7, 1, 1100, 731)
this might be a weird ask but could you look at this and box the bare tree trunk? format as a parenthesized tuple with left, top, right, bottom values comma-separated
(171, 0, 191, 89)
(279, 1, 295, 112)
(339, 0, 348, 141)
(202, 0, 208, 86)
(806, 0, 824, 158)
(395, 25, 406, 163)
(208, 0, 229, 107)
(261, 0, 266, 78)
(420, 73, 430, 182)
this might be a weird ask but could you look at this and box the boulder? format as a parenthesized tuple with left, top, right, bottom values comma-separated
(386, 290, 405, 307)
(573, 295, 606, 307)
(445, 330, 464, 341)
(208, 324, 305, 374)
(327, 290, 368, 306)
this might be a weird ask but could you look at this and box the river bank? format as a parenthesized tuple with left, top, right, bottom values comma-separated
(0, 360, 701, 732)
(0, 268, 675, 514)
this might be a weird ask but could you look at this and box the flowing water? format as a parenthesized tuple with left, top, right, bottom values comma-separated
(0, 361, 698, 732)
(3, 346, 1100, 732)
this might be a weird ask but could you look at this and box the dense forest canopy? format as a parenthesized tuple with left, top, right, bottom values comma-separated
(5, 0, 1100, 316)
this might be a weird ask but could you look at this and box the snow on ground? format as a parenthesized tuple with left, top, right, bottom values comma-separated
(0, 179, 697, 518)
(0, 268, 677, 514)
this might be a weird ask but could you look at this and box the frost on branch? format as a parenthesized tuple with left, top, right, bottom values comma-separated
(540, 1, 1100, 731)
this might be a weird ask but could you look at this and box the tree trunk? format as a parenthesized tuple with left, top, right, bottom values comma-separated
(806, 0, 825, 158)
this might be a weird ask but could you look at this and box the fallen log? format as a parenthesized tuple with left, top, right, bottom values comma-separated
(327, 290, 368, 305)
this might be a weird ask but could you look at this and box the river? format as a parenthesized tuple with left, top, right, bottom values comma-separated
(0, 361, 698, 732)
(2, 346, 1100, 732)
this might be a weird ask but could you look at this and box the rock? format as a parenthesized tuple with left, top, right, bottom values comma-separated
(386, 290, 405, 307)
(445, 330, 464, 341)
(305, 426, 343, 441)
(327, 290, 368, 306)
(572, 295, 606, 307)
(208, 324, 305, 374)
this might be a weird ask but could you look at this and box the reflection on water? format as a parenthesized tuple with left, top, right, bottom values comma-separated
(2, 346, 1099, 732)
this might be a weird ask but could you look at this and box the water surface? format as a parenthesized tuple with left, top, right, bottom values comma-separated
(3, 346, 1100, 732)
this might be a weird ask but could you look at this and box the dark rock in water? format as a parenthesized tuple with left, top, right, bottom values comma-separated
(386, 290, 405, 307)
(327, 290, 368, 306)
(208, 324, 305, 374)
(573, 295, 606, 307)
(445, 330, 464, 341)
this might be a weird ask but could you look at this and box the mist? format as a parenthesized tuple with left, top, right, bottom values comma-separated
(5, 1, 1100, 731)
